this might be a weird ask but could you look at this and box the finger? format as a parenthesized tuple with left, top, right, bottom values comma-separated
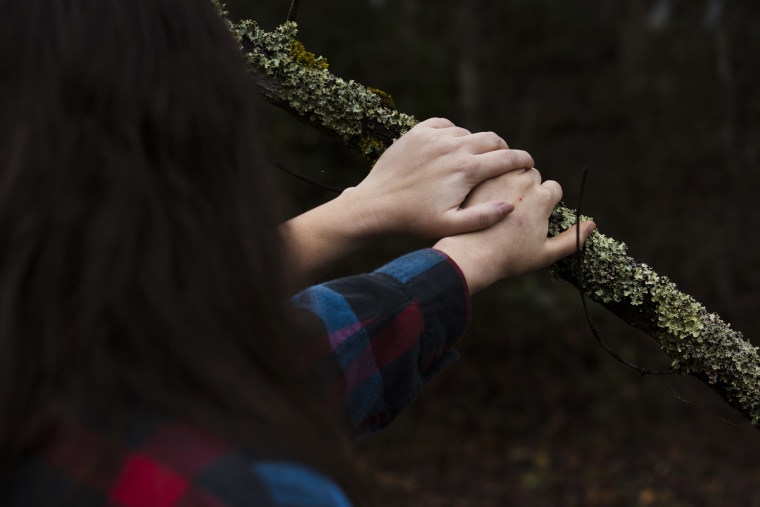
(463, 131, 509, 153)
(526, 167, 543, 185)
(439, 126, 472, 137)
(472, 149, 535, 180)
(420, 117, 456, 129)
(451, 200, 514, 233)
(543, 221, 596, 264)
(540, 178, 563, 203)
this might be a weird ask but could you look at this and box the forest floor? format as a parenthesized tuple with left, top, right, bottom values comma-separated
(354, 279, 760, 507)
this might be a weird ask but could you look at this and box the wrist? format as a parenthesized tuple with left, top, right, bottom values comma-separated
(280, 190, 382, 288)
(432, 237, 499, 295)
(334, 186, 389, 241)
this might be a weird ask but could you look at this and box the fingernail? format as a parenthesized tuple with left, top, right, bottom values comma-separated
(499, 201, 514, 214)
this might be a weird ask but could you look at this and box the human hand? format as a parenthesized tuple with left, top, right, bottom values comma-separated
(433, 168, 596, 294)
(339, 117, 534, 240)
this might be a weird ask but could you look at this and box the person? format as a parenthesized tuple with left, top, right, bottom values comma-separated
(0, 0, 595, 506)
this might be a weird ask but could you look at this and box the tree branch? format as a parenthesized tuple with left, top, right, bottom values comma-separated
(232, 19, 760, 428)
(236, 20, 416, 161)
(549, 207, 760, 427)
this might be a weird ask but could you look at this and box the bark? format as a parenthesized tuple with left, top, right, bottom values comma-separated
(231, 18, 760, 429)
(236, 20, 417, 161)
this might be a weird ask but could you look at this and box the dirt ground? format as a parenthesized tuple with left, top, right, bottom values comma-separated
(354, 278, 760, 507)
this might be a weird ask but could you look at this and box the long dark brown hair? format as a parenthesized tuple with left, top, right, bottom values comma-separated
(0, 0, 363, 501)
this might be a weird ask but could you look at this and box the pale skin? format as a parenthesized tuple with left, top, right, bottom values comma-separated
(434, 168, 596, 294)
(282, 118, 531, 285)
(281, 117, 595, 292)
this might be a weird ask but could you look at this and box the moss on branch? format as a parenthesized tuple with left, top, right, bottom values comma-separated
(233, 20, 417, 160)
(549, 206, 760, 426)
(234, 17, 760, 428)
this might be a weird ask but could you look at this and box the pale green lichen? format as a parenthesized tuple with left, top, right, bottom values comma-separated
(550, 204, 760, 425)
(210, 0, 235, 33)
(233, 20, 417, 160)
(209, 0, 225, 15)
(227, 13, 760, 428)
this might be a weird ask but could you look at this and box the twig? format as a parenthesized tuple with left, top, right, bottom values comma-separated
(269, 157, 344, 194)
(287, 0, 300, 22)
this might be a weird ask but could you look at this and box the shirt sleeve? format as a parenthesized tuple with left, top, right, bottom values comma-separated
(289, 248, 471, 436)
(249, 461, 353, 507)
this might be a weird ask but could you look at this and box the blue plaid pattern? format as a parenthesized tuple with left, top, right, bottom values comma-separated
(2, 249, 470, 506)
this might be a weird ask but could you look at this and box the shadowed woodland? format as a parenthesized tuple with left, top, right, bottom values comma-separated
(229, 0, 760, 505)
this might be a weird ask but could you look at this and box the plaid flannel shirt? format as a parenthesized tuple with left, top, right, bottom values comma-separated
(2, 249, 471, 506)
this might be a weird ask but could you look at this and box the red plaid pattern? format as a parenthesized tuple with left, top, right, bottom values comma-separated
(2, 249, 471, 506)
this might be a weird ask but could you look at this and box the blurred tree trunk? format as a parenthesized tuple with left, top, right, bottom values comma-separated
(618, 0, 649, 99)
(233, 17, 760, 430)
(453, 0, 485, 130)
(711, 0, 742, 317)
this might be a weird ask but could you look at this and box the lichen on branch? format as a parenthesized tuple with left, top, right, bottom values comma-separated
(233, 16, 760, 429)
(233, 20, 417, 160)
(550, 206, 760, 426)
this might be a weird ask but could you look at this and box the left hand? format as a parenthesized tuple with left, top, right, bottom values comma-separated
(339, 117, 534, 239)
(433, 167, 596, 294)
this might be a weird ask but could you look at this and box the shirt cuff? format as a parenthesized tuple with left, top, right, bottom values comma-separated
(374, 248, 472, 384)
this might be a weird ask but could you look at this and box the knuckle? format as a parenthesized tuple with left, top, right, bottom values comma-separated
(506, 151, 521, 167)
(516, 149, 535, 168)
(542, 180, 563, 202)
(424, 117, 455, 130)
(506, 150, 533, 169)
(478, 209, 492, 229)
(439, 135, 463, 155)
(488, 131, 508, 149)
(461, 153, 480, 173)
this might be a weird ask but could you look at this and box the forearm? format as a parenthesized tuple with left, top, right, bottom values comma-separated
(290, 249, 471, 436)
(280, 118, 531, 289)
(280, 187, 377, 289)
(431, 238, 494, 295)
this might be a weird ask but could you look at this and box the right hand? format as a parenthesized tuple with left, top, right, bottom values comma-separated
(433, 168, 595, 294)
(342, 117, 534, 240)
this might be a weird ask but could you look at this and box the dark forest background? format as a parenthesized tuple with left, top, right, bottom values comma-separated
(229, 1, 760, 505)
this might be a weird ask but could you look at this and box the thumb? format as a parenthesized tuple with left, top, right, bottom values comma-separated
(544, 221, 596, 264)
(453, 200, 514, 233)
